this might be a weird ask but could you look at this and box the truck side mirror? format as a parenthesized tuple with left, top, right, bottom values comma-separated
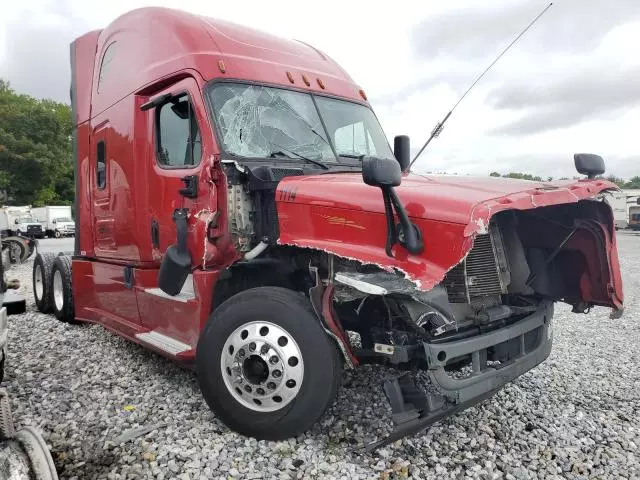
(52, 219, 56, 224)
(574, 153, 605, 179)
(393, 135, 411, 172)
(158, 208, 192, 296)
(362, 156, 401, 188)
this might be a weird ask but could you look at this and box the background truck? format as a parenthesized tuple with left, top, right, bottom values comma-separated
(629, 205, 640, 230)
(0, 206, 44, 239)
(32, 206, 75, 238)
(31, 6, 624, 449)
(603, 190, 629, 229)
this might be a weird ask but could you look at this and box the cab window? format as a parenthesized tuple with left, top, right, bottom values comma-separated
(156, 95, 202, 168)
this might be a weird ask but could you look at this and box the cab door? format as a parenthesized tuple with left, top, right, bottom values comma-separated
(135, 76, 220, 343)
(142, 77, 217, 266)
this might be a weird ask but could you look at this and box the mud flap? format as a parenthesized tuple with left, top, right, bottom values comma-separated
(366, 302, 553, 450)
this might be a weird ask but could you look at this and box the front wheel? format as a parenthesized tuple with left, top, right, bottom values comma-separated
(196, 287, 342, 440)
(54, 230, 61, 238)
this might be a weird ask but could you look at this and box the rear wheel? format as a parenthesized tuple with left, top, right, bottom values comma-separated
(196, 286, 342, 440)
(33, 252, 57, 313)
(50, 255, 75, 323)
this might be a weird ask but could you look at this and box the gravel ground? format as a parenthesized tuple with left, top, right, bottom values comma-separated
(3, 233, 640, 480)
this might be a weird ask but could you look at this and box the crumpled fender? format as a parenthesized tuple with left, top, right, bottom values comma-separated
(275, 174, 623, 309)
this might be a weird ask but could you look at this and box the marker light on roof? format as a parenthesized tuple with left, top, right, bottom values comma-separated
(359, 89, 367, 101)
(317, 78, 325, 89)
(218, 60, 226, 73)
(302, 74, 310, 87)
(286, 71, 295, 83)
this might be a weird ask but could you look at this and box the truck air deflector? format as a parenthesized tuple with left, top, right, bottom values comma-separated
(70, 41, 80, 256)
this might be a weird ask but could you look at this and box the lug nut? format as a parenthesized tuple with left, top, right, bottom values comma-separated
(244, 385, 252, 393)
(267, 382, 276, 390)
(272, 369, 282, 378)
(249, 342, 256, 352)
(260, 345, 269, 355)
(256, 388, 265, 395)
(238, 349, 246, 358)
(269, 355, 279, 364)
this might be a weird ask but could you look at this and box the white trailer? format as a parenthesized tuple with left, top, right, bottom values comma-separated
(31, 206, 75, 238)
(603, 191, 629, 230)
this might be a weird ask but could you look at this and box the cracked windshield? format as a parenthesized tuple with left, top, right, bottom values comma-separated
(209, 83, 393, 164)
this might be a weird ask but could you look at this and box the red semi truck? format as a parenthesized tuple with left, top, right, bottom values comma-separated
(32, 7, 624, 448)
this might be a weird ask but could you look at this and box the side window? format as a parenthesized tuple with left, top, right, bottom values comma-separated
(334, 122, 377, 157)
(97, 42, 117, 93)
(156, 95, 202, 168)
(96, 141, 106, 189)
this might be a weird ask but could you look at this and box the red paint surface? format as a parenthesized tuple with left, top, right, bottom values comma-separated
(276, 173, 623, 308)
(322, 284, 359, 366)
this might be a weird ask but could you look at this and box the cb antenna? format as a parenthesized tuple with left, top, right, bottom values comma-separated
(408, 2, 553, 171)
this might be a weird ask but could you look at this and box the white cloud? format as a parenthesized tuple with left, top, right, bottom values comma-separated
(1, 0, 638, 179)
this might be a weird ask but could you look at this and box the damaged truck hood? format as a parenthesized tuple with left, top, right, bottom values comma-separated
(275, 172, 623, 309)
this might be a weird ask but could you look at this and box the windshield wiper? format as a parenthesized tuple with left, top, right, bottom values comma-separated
(338, 153, 365, 160)
(268, 145, 329, 170)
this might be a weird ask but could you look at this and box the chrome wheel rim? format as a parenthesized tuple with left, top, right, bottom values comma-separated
(53, 270, 64, 311)
(221, 321, 304, 412)
(34, 264, 44, 300)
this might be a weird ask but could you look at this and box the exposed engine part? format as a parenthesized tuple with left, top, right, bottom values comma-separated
(244, 238, 269, 260)
(443, 223, 510, 303)
(333, 270, 416, 301)
(474, 304, 513, 324)
(227, 184, 255, 252)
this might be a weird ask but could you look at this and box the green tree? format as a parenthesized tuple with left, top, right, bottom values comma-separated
(623, 176, 640, 189)
(0, 79, 73, 206)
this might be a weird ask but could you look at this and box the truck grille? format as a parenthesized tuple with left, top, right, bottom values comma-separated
(26, 225, 42, 233)
(443, 232, 506, 303)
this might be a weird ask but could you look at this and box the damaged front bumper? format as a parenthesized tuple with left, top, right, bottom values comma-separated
(367, 301, 553, 450)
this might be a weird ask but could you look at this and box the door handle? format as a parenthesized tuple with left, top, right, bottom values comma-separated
(151, 219, 159, 248)
(179, 175, 198, 199)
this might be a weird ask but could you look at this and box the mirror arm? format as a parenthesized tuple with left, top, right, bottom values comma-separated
(388, 188, 424, 255)
(382, 188, 398, 257)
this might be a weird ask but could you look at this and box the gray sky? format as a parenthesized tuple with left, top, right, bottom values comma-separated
(1, 0, 638, 179)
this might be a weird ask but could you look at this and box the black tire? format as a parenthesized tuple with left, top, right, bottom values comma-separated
(54, 230, 61, 238)
(33, 252, 57, 313)
(0, 350, 5, 384)
(50, 255, 75, 323)
(3, 239, 26, 264)
(196, 286, 342, 440)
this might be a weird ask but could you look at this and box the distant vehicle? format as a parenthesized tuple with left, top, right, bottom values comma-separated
(603, 191, 628, 229)
(14, 216, 45, 239)
(32, 206, 75, 238)
(0, 206, 45, 238)
(629, 206, 640, 231)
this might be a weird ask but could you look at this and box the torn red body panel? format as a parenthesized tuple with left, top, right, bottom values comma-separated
(276, 172, 623, 310)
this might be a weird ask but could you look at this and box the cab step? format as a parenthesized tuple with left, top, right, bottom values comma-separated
(135, 331, 191, 356)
